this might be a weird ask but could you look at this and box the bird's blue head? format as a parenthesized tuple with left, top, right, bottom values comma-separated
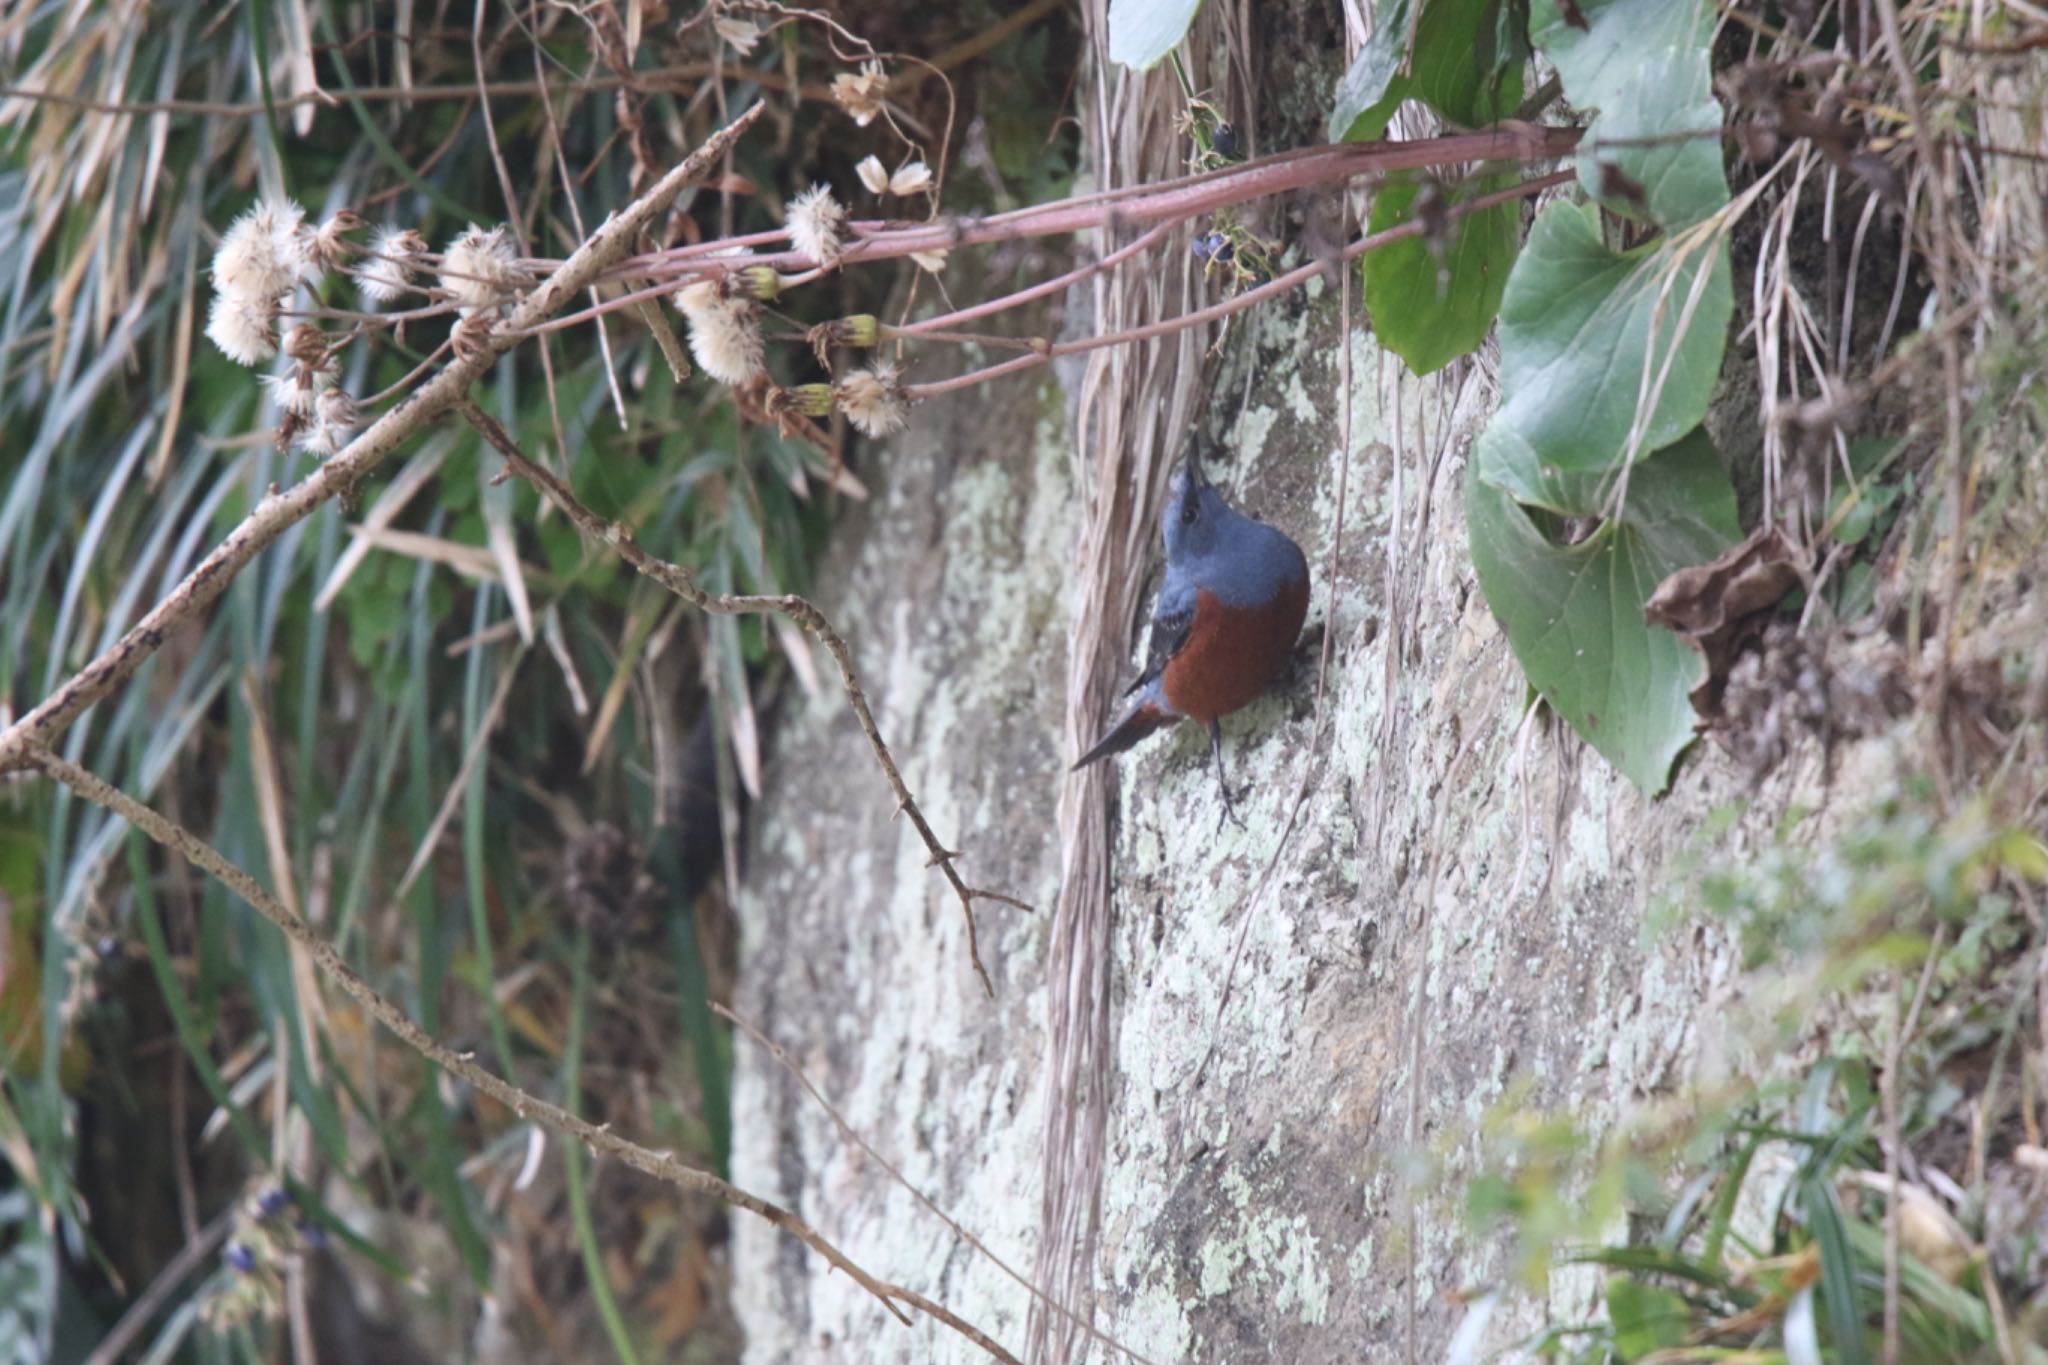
(1163, 451, 1231, 562)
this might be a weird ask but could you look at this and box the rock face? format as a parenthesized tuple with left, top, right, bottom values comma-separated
(728, 270, 1780, 1362)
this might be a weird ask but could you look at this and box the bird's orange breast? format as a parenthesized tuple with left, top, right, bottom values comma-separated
(1160, 577, 1310, 724)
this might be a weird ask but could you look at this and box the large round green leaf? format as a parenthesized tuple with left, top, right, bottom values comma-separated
(1530, 0, 1729, 228)
(1330, 0, 1527, 141)
(1365, 173, 1520, 376)
(1467, 426, 1739, 794)
(1483, 200, 1731, 511)
(1107, 0, 1207, 72)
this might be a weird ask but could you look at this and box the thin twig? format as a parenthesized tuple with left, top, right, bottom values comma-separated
(26, 743, 1018, 1362)
(510, 140, 1582, 343)
(460, 403, 1021, 995)
(82, 1202, 237, 1365)
(600, 127, 1584, 283)
(718, 1005, 1153, 1365)
(908, 170, 1576, 401)
(0, 106, 763, 778)
(0, 67, 830, 118)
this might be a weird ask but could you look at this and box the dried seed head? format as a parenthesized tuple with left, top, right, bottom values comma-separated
(283, 323, 331, 367)
(786, 184, 847, 269)
(439, 224, 530, 316)
(205, 292, 279, 366)
(888, 161, 933, 197)
(297, 387, 358, 458)
(831, 60, 889, 127)
(712, 15, 762, 54)
(856, 155, 889, 195)
(356, 225, 428, 307)
(212, 199, 308, 302)
(835, 362, 908, 437)
(450, 313, 496, 362)
(307, 210, 361, 273)
(261, 368, 331, 416)
(676, 279, 766, 387)
(806, 314, 880, 368)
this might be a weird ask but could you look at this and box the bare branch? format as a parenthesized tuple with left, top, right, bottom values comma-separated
(24, 742, 1018, 1362)
(719, 1004, 1157, 1365)
(0, 104, 765, 777)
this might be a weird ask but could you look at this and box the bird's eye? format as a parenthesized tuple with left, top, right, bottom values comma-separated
(1180, 497, 1199, 527)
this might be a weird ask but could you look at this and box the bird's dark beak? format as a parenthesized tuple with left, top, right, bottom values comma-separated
(1182, 446, 1210, 491)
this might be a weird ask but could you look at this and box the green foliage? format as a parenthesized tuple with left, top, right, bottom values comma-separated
(1530, 0, 1729, 230)
(1454, 0, 1736, 793)
(1602, 1273, 1690, 1357)
(1330, 0, 1527, 142)
(1693, 794, 2045, 984)
(1478, 797, 2048, 1361)
(0, 0, 976, 1348)
(1364, 173, 1521, 377)
(1480, 201, 1733, 512)
(1106, 0, 1207, 71)
(1326, 0, 1741, 792)
(1469, 428, 1737, 792)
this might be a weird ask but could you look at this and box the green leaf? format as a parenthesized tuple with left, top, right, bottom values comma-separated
(1107, 0, 1206, 71)
(1331, 0, 1526, 141)
(1529, 0, 1728, 227)
(1799, 1176, 1871, 1365)
(1605, 1275, 1691, 1358)
(1409, 0, 1526, 126)
(1467, 428, 1738, 793)
(1330, 0, 1413, 141)
(1479, 200, 1731, 513)
(1365, 173, 1520, 375)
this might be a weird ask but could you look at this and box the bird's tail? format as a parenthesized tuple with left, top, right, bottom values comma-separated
(1071, 700, 1175, 771)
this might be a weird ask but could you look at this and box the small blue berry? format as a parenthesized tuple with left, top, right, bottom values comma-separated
(257, 1187, 292, 1218)
(225, 1242, 257, 1274)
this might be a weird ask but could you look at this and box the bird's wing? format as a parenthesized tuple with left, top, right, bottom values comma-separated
(1124, 580, 1196, 697)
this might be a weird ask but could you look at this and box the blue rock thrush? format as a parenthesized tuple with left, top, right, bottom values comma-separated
(1073, 451, 1310, 820)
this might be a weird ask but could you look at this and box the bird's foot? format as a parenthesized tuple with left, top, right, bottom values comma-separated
(1212, 776, 1248, 832)
(1206, 719, 1248, 830)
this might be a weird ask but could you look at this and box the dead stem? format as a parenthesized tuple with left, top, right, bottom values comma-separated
(907, 170, 1577, 401)
(719, 1004, 1149, 1364)
(25, 742, 1020, 1362)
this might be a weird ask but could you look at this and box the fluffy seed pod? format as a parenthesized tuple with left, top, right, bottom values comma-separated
(205, 293, 279, 366)
(212, 199, 309, 303)
(786, 184, 847, 269)
(439, 224, 530, 316)
(356, 225, 428, 307)
(835, 362, 908, 437)
(675, 279, 765, 387)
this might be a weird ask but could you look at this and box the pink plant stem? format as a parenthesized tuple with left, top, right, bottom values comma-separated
(610, 128, 1581, 280)
(512, 131, 1580, 341)
(904, 169, 1577, 401)
(892, 220, 1176, 336)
